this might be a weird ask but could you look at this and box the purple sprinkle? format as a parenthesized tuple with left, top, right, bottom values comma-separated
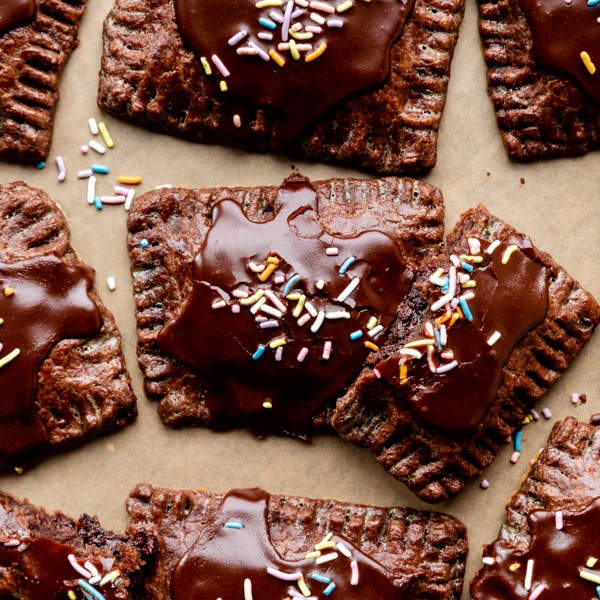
(259, 319, 280, 329)
(480, 479, 490, 490)
(327, 18, 344, 27)
(541, 407, 552, 419)
(530, 409, 540, 420)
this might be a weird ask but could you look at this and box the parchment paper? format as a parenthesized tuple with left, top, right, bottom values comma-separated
(0, 1, 598, 598)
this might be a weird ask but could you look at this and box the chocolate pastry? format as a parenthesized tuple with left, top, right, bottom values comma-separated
(126, 484, 467, 599)
(471, 416, 600, 599)
(98, 0, 465, 175)
(0, 489, 154, 599)
(478, 0, 600, 161)
(0, 182, 137, 472)
(0, 0, 88, 164)
(126, 173, 444, 435)
(332, 205, 600, 503)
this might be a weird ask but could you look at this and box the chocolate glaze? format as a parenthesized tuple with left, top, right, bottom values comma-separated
(471, 497, 600, 599)
(171, 488, 408, 599)
(0, 537, 118, 600)
(519, 0, 600, 103)
(376, 237, 548, 436)
(173, 0, 414, 144)
(0, 0, 36, 36)
(0, 256, 102, 466)
(158, 177, 411, 438)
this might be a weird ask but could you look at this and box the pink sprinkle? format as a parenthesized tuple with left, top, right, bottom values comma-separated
(100, 195, 126, 205)
(114, 185, 130, 196)
(233, 114, 242, 128)
(273, 275, 285, 284)
(266, 567, 302, 581)
(555, 511, 563, 530)
(274, 346, 283, 361)
(322, 340, 332, 360)
(373, 368, 381, 379)
(510, 451, 521, 464)
(67, 554, 92, 579)
(305, 25, 322, 33)
(264, 290, 287, 314)
(571, 393, 581, 405)
(310, 0, 335, 12)
(297, 313, 311, 327)
(211, 54, 230, 77)
(231, 304, 241, 314)
(3, 539, 19, 547)
(325, 247, 339, 256)
(80, 145, 89, 155)
(297, 347, 309, 362)
(350, 560, 359, 585)
(528, 584, 547, 600)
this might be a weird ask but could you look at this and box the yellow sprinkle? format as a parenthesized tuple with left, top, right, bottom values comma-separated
(305, 550, 321, 559)
(509, 563, 521, 572)
(262, 400, 273, 409)
(0, 348, 20, 369)
(460, 254, 484, 263)
(315, 532, 333, 549)
(337, 0, 353, 9)
(364, 341, 379, 352)
(0, 318, 3, 325)
(117, 175, 143, 185)
(268, 49, 286, 67)
(580, 50, 596, 75)
(219, 80, 228, 92)
(256, 0, 282, 5)
(580, 568, 600, 585)
(68, 591, 77, 600)
(290, 30, 313, 41)
(289, 39, 300, 60)
(403, 339, 435, 349)
(200, 57, 212, 75)
(267, 256, 280, 265)
(14, 466, 23, 475)
(297, 577, 311, 597)
(286, 293, 301, 301)
(461, 280, 476, 288)
(399, 362, 408, 380)
(269, 338, 287, 349)
(240, 289, 265, 306)
(4, 287, 14, 296)
(259, 263, 278, 282)
(586, 557, 598, 568)
(98, 122, 114, 148)
(292, 294, 306, 318)
(366, 316, 378, 330)
(501, 244, 519, 265)
(305, 42, 327, 62)
(449, 312, 461, 327)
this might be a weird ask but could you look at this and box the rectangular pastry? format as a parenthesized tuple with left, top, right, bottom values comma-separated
(126, 484, 467, 599)
(470, 416, 600, 598)
(0, 181, 138, 472)
(98, 0, 465, 175)
(478, 0, 600, 161)
(0, 0, 87, 164)
(0, 489, 154, 599)
(332, 205, 600, 503)
(126, 173, 444, 437)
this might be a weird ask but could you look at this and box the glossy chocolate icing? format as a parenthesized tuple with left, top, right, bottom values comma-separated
(519, 0, 599, 103)
(471, 497, 600, 599)
(376, 237, 548, 436)
(158, 177, 411, 438)
(0, 0, 36, 36)
(173, 0, 414, 143)
(171, 488, 408, 599)
(0, 256, 102, 466)
(0, 537, 118, 599)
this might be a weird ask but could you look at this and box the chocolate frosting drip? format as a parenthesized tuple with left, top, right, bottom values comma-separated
(471, 498, 600, 599)
(519, 0, 600, 103)
(0, 0, 36, 36)
(376, 237, 548, 436)
(173, 0, 414, 143)
(0, 256, 102, 466)
(0, 538, 119, 599)
(171, 488, 408, 599)
(158, 177, 411, 437)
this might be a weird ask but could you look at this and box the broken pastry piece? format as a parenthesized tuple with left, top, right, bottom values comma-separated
(126, 484, 467, 599)
(126, 173, 444, 437)
(0, 182, 137, 472)
(478, 0, 600, 161)
(332, 205, 600, 503)
(471, 416, 600, 599)
(0, 489, 154, 599)
(98, 0, 464, 174)
(0, 0, 88, 163)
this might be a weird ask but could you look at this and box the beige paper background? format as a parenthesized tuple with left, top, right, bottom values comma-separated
(1, 1, 599, 597)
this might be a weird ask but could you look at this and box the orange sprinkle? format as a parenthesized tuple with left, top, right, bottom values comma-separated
(449, 311, 461, 327)
(436, 310, 451, 325)
(117, 175, 143, 185)
(259, 263, 277, 282)
(364, 341, 379, 352)
(268, 49, 286, 67)
(580, 51, 596, 75)
(305, 42, 327, 62)
(3, 287, 14, 296)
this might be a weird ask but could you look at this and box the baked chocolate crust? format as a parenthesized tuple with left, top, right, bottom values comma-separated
(470, 416, 600, 596)
(0, 182, 137, 471)
(126, 174, 444, 431)
(332, 205, 600, 503)
(0, 489, 154, 599)
(0, 0, 87, 164)
(478, 0, 600, 161)
(126, 483, 467, 599)
(98, 0, 464, 175)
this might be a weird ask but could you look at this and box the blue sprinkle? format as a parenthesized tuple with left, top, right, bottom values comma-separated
(283, 274, 300, 296)
(259, 16, 277, 29)
(458, 297, 473, 321)
(596, 584, 600, 598)
(514, 430, 523, 453)
(461, 261, 474, 273)
(78, 580, 106, 600)
(339, 256, 356, 275)
(91, 164, 110, 174)
(350, 329, 363, 341)
(588, 0, 600, 6)
(324, 582, 336, 596)
(93, 197, 103, 211)
(35, 161, 46, 169)
(140, 238, 149, 248)
(224, 521, 244, 529)
(310, 573, 332, 584)
(252, 344, 266, 360)
(434, 329, 442, 350)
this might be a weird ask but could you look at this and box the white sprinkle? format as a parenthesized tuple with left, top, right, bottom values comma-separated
(106, 276, 116, 291)
(310, 310, 325, 333)
(325, 310, 351, 320)
(316, 279, 325, 290)
(482, 556, 495, 565)
(88, 139, 106, 154)
(524, 559, 534, 591)
(336, 277, 360, 303)
(529, 584, 547, 600)
(86, 175, 97, 205)
(322, 340, 332, 360)
(88, 117, 99, 135)
(315, 552, 338, 565)
(486, 239, 501, 255)
(336, 542, 352, 558)
(436, 360, 458, 374)
(250, 297, 267, 314)
(487, 331, 502, 346)
(304, 301, 318, 317)
(55, 156, 66, 182)
(212, 299, 227, 310)
(310, 11, 325, 23)
(124, 188, 135, 211)
(431, 293, 453, 312)
(368, 324, 384, 337)
(78, 168, 93, 179)
(555, 511, 563, 530)
(244, 577, 253, 600)
(400, 348, 422, 359)
(467, 237, 481, 254)
(257, 31, 274, 40)
(261, 304, 283, 319)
